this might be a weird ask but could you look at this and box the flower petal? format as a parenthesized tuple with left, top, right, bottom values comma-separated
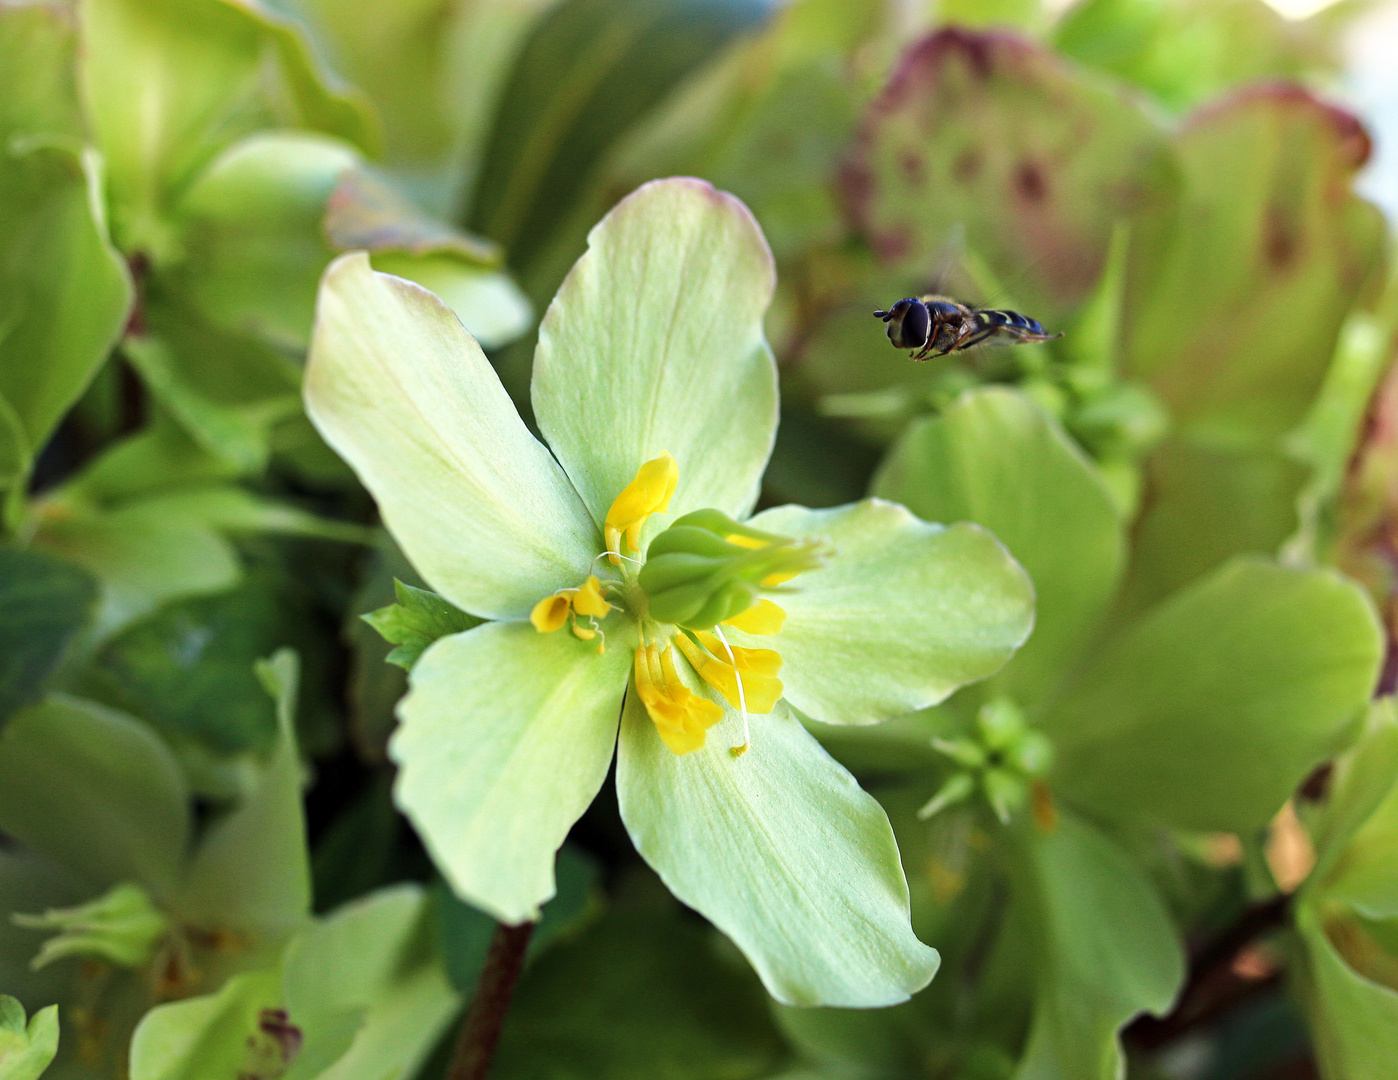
(305, 253, 597, 621)
(742, 500, 1035, 726)
(872, 387, 1124, 702)
(616, 693, 939, 1007)
(531, 178, 778, 534)
(392, 620, 634, 923)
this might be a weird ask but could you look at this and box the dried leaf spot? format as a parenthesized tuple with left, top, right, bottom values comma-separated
(872, 230, 909, 263)
(1014, 161, 1047, 203)
(952, 149, 982, 183)
(1263, 205, 1299, 270)
(899, 150, 924, 185)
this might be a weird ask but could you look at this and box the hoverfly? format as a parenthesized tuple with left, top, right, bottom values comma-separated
(873, 295, 1061, 361)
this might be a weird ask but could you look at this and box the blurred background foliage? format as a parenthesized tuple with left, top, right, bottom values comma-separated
(2, 0, 1398, 1078)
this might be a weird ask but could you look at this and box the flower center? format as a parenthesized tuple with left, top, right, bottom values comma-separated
(918, 698, 1055, 827)
(530, 453, 825, 758)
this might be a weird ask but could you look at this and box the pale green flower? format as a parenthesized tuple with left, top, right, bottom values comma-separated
(304, 178, 1034, 1007)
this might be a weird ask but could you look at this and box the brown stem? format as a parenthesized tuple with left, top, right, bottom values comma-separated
(445, 920, 536, 1080)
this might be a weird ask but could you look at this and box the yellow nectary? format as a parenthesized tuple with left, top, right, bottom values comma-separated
(634, 642, 722, 755)
(605, 452, 677, 564)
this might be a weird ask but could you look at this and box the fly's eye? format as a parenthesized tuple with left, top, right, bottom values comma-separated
(899, 300, 930, 349)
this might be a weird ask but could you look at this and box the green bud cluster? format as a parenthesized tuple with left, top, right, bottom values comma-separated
(919, 699, 1053, 824)
(13, 882, 170, 971)
(638, 509, 824, 630)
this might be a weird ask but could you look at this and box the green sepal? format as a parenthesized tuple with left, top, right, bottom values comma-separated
(932, 737, 986, 771)
(916, 771, 976, 821)
(982, 769, 1025, 825)
(361, 580, 481, 671)
(13, 881, 169, 971)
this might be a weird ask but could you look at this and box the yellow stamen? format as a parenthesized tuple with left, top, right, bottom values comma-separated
(532, 575, 612, 641)
(530, 592, 573, 633)
(723, 599, 785, 635)
(572, 575, 611, 618)
(674, 632, 783, 714)
(605, 453, 678, 564)
(634, 643, 722, 755)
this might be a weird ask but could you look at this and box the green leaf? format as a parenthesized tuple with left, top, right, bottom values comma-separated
(739, 501, 1034, 726)
(1313, 709, 1398, 921)
(173, 134, 529, 352)
(0, 3, 82, 143)
(79, 0, 375, 252)
(123, 315, 301, 475)
(59, 417, 240, 506)
(128, 969, 285, 1080)
(531, 177, 778, 532)
(872, 388, 1124, 702)
(305, 252, 599, 622)
(436, 844, 601, 994)
(0, 12, 130, 499)
(1114, 437, 1309, 618)
(1122, 86, 1383, 441)
(0, 143, 133, 496)
(393, 620, 634, 923)
(1113, 85, 1385, 612)
(172, 650, 311, 937)
(0, 694, 190, 899)
(617, 694, 939, 1007)
(33, 495, 238, 638)
(1296, 902, 1398, 1080)
(281, 884, 459, 1080)
(492, 873, 787, 1080)
(1055, 0, 1345, 114)
(362, 580, 481, 671)
(172, 131, 361, 352)
(0, 996, 58, 1080)
(285, 0, 559, 211)
(0, 549, 96, 730)
(1043, 559, 1383, 833)
(33, 482, 359, 637)
(1013, 812, 1183, 1080)
(844, 28, 1174, 324)
(465, 0, 772, 282)
(1310, 699, 1398, 891)
(88, 563, 344, 768)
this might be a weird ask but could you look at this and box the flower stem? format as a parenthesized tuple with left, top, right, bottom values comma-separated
(445, 919, 536, 1080)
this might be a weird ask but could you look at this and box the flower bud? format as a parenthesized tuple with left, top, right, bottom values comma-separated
(639, 510, 824, 630)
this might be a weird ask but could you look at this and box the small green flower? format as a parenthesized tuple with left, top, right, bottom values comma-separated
(304, 178, 1034, 1007)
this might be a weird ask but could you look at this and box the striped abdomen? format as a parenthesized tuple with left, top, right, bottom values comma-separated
(975, 309, 1049, 336)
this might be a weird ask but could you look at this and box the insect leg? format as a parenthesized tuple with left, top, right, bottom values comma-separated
(949, 327, 998, 353)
